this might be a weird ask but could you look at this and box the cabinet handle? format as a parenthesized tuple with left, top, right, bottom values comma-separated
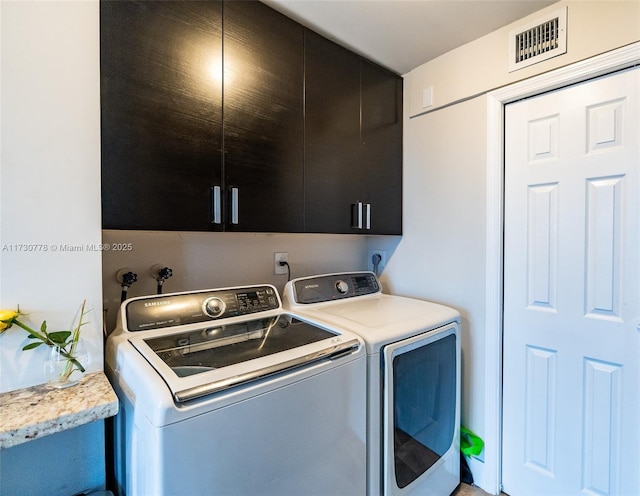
(364, 203, 371, 230)
(351, 202, 363, 229)
(210, 186, 221, 224)
(231, 187, 239, 225)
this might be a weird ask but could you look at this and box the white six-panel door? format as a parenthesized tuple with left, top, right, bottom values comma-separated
(502, 68, 639, 495)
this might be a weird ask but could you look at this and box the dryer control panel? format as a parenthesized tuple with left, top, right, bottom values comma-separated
(292, 272, 380, 304)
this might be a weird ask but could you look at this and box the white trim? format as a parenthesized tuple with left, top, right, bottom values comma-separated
(482, 91, 505, 495)
(484, 41, 640, 495)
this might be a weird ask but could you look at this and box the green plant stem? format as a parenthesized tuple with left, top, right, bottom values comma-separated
(11, 319, 48, 344)
(61, 300, 88, 380)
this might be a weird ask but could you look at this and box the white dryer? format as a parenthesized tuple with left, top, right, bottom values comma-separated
(283, 272, 461, 496)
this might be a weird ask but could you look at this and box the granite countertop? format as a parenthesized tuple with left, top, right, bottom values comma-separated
(0, 371, 119, 449)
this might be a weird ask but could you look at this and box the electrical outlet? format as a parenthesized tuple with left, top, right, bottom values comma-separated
(369, 249, 386, 274)
(274, 252, 289, 275)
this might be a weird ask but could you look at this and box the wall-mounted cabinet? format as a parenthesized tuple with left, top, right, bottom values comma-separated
(360, 59, 403, 235)
(101, 1, 401, 235)
(304, 30, 361, 234)
(101, 0, 223, 231)
(223, 1, 304, 232)
(304, 31, 402, 235)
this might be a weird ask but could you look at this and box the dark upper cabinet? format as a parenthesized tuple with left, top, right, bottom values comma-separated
(101, 1, 401, 234)
(360, 59, 403, 235)
(304, 30, 361, 234)
(304, 30, 402, 235)
(101, 0, 223, 231)
(101, 0, 303, 233)
(223, 2, 304, 232)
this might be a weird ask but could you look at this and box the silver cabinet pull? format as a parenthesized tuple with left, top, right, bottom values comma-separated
(351, 202, 371, 230)
(210, 186, 221, 224)
(231, 187, 239, 225)
(364, 203, 371, 230)
(351, 202, 363, 229)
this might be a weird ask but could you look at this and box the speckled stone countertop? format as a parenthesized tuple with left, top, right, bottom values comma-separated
(0, 371, 118, 449)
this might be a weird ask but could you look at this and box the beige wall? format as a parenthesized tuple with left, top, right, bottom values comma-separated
(407, 1, 640, 115)
(102, 230, 368, 332)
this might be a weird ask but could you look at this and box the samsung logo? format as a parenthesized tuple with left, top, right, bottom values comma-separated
(144, 300, 171, 307)
(304, 284, 319, 289)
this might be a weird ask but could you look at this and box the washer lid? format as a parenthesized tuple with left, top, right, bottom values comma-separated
(127, 313, 361, 403)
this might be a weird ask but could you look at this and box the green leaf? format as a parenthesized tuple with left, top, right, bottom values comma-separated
(48, 331, 71, 344)
(40, 320, 47, 332)
(22, 342, 43, 351)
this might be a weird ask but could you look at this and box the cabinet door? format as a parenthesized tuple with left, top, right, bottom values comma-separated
(304, 30, 361, 234)
(223, 1, 304, 232)
(101, 0, 223, 231)
(361, 60, 403, 235)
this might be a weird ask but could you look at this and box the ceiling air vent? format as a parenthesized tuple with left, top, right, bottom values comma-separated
(509, 7, 567, 72)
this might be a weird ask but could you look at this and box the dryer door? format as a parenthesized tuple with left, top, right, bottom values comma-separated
(382, 323, 460, 496)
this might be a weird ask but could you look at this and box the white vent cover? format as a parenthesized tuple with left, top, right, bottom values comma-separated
(509, 7, 567, 72)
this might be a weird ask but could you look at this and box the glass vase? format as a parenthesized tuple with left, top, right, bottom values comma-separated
(43, 340, 89, 388)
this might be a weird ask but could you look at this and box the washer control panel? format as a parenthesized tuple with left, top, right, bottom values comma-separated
(292, 272, 380, 304)
(125, 285, 280, 331)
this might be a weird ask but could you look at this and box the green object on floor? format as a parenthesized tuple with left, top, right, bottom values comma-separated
(460, 426, 484, 457)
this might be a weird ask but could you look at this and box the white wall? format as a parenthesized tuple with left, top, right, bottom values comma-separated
(0, 0, 103, 392)
(385, 1, 640, 493)
(0, 1, 106, 494)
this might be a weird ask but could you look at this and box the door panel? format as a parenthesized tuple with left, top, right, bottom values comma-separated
(503, 68, 639, 496)
(223, 1, 304, 232)
(101, 0, 223, 231)
(361, 60, 403, 235)
(304, 30, 361, 234)
(383, 324, 460, 496)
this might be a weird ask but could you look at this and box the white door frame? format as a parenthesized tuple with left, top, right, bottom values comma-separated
(483, 41, 640, 495)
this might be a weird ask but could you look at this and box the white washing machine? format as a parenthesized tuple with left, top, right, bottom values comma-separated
(105, 284, 367, 496)
(283, 272, 461, 496)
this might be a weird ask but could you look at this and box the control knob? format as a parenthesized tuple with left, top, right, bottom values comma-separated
(203, 296, 226, 318)
(335, 280, 349, 294)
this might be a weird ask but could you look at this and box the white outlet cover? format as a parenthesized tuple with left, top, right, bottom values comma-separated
(274, 252, 288, 275)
